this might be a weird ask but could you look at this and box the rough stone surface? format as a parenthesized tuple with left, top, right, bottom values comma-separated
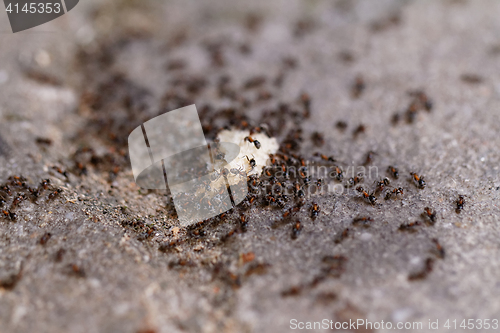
(1, 1, 500, 332)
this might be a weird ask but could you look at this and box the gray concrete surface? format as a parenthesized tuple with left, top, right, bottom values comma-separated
(1, 0, 500, 332)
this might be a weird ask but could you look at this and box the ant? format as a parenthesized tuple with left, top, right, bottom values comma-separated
(2, 210, 16, 220)
(244, 136, 261, 149)
(39, 232, 52, 245)
(244, 155, 256, 170)
(240, 214, 248, 232)
(210, 170, 222, 182)
(2, 185, 12, 196)
(291, 221, 302, 239)
(352, 124, 366, 138)
(11, 193, 26, 208)
(409, 90, 433, 112)
(406, 102, 419, 123)
(431, 238, 445, 259)
(264, 168, 272, 177)
(363, 151, 376, 166)
(52, 166, 68, 178)
(351, 75, 365, 99)
(456, 195, 465, 212)
(230, 166, 246, 178)
(221, 168, 230, 178)
(281, 164, 290, 180)
(356, 186, 377, 205)
(345, 173, 363, 188)
(311, 132, 324, 147)
(334, 228, 350, 244)
(335, 121, 348, 131)
(391, 113, 401, 126)
(48, 188, 62, 200)
(408, 258, 434, 281)
(40, 179, 50, 190)
(250, 124, 271, 138)
(301, 92, 311, 118)
(423, 207, 437, 224)
(311, 202, 320, 219)
(398, 221, 421, 232)
(384, 187, 404, 200)
(352, 216, 373, 228)
(314, 153, 335, 162)
(387, 166, 399, 179)
(333, 166, 343, 181)
(374, 177, 390, 193)
(299, 170, 310, 185)
(410, 172, 426, 189)
(294, 182, 304, 198)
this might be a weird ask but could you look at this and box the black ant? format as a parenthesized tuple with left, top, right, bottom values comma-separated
(333, 166, 343, 181)
(410, 172, 426, 189)
(423, 207, 437, 224)
(301, 92, 311, 118)
(351, 75, 365, 99)
(406, 102, 419, 123)
(384, 187, 404, 200)
(250, 124, 271, 138)
(431, 238, 445, 259)
(335, 121, 348, 131)
(11, 193, 26, 208)
(311, 202, 320, 219)
(408, 258, 434, 280)
(281, 164, 290, 180)
(409, 90, 433, 112)
(375, 177, 390, 193)
(345, 174, 363, 188)
(311, 132, 324, 147)
(40, 179, 50, 190)
(356, 186, 377, 205)
(456, 195, 465, 212)
(2, 185, 12, 196)
(230, 166, 246, 178)
(334, 228, 350, 244)
(352, 216, 373, 228)
(294, 182, 304, 198)
(39, 232, 52, 245)
(244, 155, 256, 170)
(52, 166, 68, 178)
(48, 188, 62, 200)
(391, 113, 401, 126)
(210, 170, 222, 182)
(314, 152, 335, 162)
(2, 210, 16, 220)
(352, 124, 366, 138)
(300, 170, 310, 185)
(399, 221, 421, 232)
(239, 214, 248, 232)
(291, 221, 302, 239)
(387, 166, 399, 179)
(363, 151, 376, 166)
(244, 136, 261, 149)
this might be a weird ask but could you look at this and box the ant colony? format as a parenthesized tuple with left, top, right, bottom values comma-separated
(216, 129, 279, 183)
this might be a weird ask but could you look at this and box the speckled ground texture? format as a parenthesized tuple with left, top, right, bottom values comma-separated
(1, 0, 500, 332)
